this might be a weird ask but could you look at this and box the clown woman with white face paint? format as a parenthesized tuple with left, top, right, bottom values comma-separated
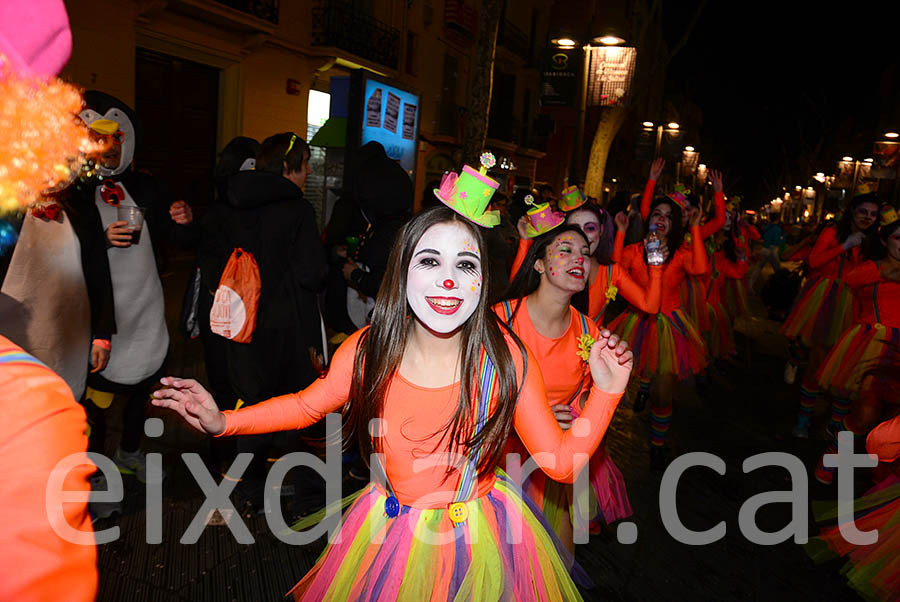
(153, 154, 634, 601)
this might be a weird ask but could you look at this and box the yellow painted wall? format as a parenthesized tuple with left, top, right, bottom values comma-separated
(241, 47, 312, 142)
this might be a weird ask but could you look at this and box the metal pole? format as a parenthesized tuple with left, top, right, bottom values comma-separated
(654, 125, 663, 159)
(572, 46, 590, 183)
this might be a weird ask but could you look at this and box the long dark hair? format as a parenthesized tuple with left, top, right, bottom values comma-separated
(835, 193, 880, 244)
(501, 225, 590, 316)
(565, 203, 614, 265)
(645, 197, 685, 263)
(345, 206, 527, 478)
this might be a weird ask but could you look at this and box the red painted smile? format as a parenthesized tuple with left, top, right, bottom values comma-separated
(425, 296, 463, 315)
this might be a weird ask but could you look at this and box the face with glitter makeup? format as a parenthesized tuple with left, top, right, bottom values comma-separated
(566, 208, 602, 255)
(406, 222, 482, 333)
(535, 231, 590, 294)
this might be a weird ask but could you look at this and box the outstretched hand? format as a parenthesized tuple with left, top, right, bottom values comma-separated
(151, 377, 226, 436)
(650, 157, 666, 181)
(615, 211, 629, 232)
(710, 169, 724, 193)
(587, 329, 633, 394)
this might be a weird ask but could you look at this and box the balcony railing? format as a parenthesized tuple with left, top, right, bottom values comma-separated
(213, 0, 279, 24)
(311, 0, 401, 70)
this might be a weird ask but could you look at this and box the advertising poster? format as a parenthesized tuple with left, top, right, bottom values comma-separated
(872, 141, 900, 179)
(384, 91, 401, 133)
(361, 77, 419, 176)
(402, 103, 417, 140)
(366, 87, 382, 128)
(681, 149, 699, 176)
(855, 163, 879, 194)
(586, 46, 637, 107)
(835, 160, 855, 188)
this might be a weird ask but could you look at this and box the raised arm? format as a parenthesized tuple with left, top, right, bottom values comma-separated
(509, 236, 533, 281)
(513, 331, 630, 483)
(698, 170, 726, 240)
(612, 213, 628, 263)
(682, 223, 708, 275)
(640, 158, 665, 220)
(614, 264, 663, 314)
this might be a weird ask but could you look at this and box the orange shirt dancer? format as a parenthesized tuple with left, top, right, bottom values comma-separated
(152, 205, 634, 602)
(607, 192, 708, 471)
(786, 194, 880, 439)
(498, 226, 659, 551)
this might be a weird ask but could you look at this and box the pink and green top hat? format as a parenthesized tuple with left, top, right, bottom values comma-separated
(522, 194, 565, 238)
(433, 151, 501, 228)
(559, 179, 586, 212)
(666, 183, 690, 211)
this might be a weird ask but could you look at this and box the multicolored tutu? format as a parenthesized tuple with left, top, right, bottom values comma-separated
(704, 302, 736, 360)
(816, 324, 900, 397)
(523, 441, 633, 538)
(782, 276, 855, 348)
(607, 308, 707, 380)
(806, 473, 900, 601)
(289, 470, 588, 601)
(681, 275, 711, 334)
(722, 277, 749, 320)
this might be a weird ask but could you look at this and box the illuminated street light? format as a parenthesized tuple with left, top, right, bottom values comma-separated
(685, 146, 695, 152)
(552, 37, 578, 48)
(642, 121, 654, 128)
(863, 158, 873, 163)
(885, 132, 899, 139)
(667, 122, 680, 130)
(842, 156, 853, 162)
(595, 35, 626, 45)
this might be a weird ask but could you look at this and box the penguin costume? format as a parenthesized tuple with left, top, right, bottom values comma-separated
(77, 90, 194, 473)
(0, 146, 115, 401)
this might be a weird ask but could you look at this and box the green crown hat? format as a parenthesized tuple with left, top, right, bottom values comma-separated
(521, 194, 565, 238)
(666, 183, 690, 211)
(433, 151, 500, 228)
(559, 178, 586, 212)
(881, 204, 899, 227)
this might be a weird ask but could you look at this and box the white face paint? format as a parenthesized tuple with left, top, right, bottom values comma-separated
(406, 222, 483, 334)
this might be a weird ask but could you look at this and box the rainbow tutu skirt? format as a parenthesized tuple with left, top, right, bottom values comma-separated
(607, 308, 708, 380)
(782, 276, 854, 348)
(816, 324, 900, 396)
(289, 470, 588, 601)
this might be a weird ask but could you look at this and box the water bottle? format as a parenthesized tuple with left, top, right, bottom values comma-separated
(646, 225, 664, 265)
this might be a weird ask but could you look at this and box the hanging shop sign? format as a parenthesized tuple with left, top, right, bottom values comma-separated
(540, 48, 582, 107)
(586, 46, 636, 107)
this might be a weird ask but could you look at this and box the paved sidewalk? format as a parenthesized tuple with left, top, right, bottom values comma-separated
(91, 257, 861, 601)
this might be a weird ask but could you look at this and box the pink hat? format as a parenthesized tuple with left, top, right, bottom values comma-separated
(0, 0, 72, 78)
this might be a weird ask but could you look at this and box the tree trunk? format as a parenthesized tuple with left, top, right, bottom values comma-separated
(584, 106, 627, 198)
(462, 0, 502, 166)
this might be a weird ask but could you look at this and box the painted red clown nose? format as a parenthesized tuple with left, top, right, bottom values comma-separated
(442, 279, 455, 289)
(576, 257, 585, 265)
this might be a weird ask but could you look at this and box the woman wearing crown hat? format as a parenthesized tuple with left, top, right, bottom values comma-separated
(806, 205, 900, 484)
(785, 193, 881, 440)
(607, 178, 709, 470)
(152, 155, 634, 601)
(496, 222, 659, 550)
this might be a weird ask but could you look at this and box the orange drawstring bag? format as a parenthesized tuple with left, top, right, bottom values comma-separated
(209, 248, 260, 343)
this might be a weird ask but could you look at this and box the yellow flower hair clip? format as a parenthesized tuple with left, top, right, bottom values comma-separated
(576, 333, 596, 362)
(605, 284, 618, 303)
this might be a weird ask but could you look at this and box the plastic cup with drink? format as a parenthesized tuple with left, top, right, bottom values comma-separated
(117, 205, 145, 245)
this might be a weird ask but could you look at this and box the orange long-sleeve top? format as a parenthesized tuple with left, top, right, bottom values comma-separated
(704, 249, 749, 306)
(494, 300, 599, 407)
(509, 238, 663, 321)
(614, 225, 708, 314)
(220, 328, 622, 506)
(0, 337, 97, 602)
(843, 261, 900, 327)
(806, 226, 862, 282)
(638, 179, 727, 242)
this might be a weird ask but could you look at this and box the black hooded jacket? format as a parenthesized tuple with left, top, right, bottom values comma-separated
(204, 169, 327, 402)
